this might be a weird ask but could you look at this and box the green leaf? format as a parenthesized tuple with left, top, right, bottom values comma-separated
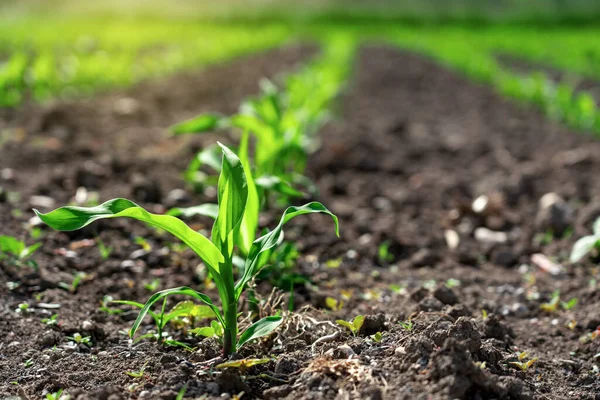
(255, 175, 305, 198)
(336, 319, 354, 332)
(593, 217, 600, 236)
(170, 113, 225, 135)
(352, 315, 365, 332)
(235, 202, 339, 300)
(21, 242, 41, 259)
(237, 130, 259, 255)
(216, 358, 272, 369)
(236, 315, 283, 350)
(211, 143, 248, 259)
(129, 287, 221, 339)
(166, 204, 219, 219)
(0, 235, 25, 256)
(570, 235, 599, 263)
(191, 326, 216, 338)
(34, 198, 223, 276)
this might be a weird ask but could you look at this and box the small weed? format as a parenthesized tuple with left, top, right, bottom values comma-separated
(67, 332, 92, 347)
(58, 272, 87, 294)
(570, 217, 600, 263)
(399, 320, 414, 331)
(325, 297, 344, 311)
(45, 389, 64, 400)
(97, 238, 113, 260)
(540, 290, 577, 313)
(370, 331, 383, 343)
(144, 278, 161, 292)
(15, 302, 30, 314)
(126, 362, 149, 378)
(41, 314, 59, 326)
(24, 359, 33, 368)
(509, 351, 538, 371)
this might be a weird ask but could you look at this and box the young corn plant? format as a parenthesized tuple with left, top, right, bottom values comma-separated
(35, 143, 338, 356)
(0, 235, 41, 269)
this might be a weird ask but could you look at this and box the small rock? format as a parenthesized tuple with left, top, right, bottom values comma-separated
(275, 357, 301, 375)
(472, 195, 489, 214)
(132, 175, 162, 204)
(75, 161, 105, 189)
(535, 192, 574, 235)
(419, 296, 444, 312)
(433, 286, 458, 305)
(129, 249, 148, 260)
(410, 248, 438, 268)
(81, 320, 94, 331)
(113, 97, 140, 115)
(491, 247, 517, 268)
(326, 344, 355, 358)
(474, 227, 507, 244)
(359, 313, 386, 335)
(1, 168, 15, 181)
(531, 253, 564, 275)
(444, 229, 460, 250)
(29, 195, 55, 209)
(160, 354, 177, 365)
(165, 189, 189, 207)
(263, 385, 292, 399)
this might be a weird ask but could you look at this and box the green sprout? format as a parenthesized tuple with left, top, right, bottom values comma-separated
(41, 314, 59, 326)
(126, 362, 149, 378)
(58, 272, 87, 294)
(216, 358, 272, 373)
(45, 389, 64, 400)
(97, 238, 113, 260)
(35, 144, 339, 356)
(336, 315, 365, 336)
(378, 240, 394, 263)
(399, 320, 414, 331)
(371, 332, 383, 343)
(540, 290, 578, 313)
(67, 332, 92, 346)
(113, 299, 214, 347)
(570, 217, 600, 263)
(509, 351, 538, 372)
(0, 235, 40, 269)
(24, 359, 33, 368)
(144, 278, 161, 292)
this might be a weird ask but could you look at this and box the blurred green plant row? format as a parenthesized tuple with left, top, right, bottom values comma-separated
(0, 18, 289, 107)
(390, 26, 600, 135)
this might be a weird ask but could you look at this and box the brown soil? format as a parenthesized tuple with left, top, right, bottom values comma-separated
(2, 44, 600, 400)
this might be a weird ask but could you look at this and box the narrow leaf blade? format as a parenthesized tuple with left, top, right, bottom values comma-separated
(236, 315, 283, 350)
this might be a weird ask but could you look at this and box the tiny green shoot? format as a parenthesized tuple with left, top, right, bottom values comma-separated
(399, 320, 414, 331)
(336, 315, 364, 336)
(570, 217, 600, 263)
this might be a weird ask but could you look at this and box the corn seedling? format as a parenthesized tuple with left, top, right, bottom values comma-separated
(58, 272, 87, 294)
(336, 315, 364, 336)
(36, 144, 338, 356)
(97, 238, 113, 260)
(570, 217, 600, 263)
(144, 278, 161, 292)
(0, 235, 40, 269)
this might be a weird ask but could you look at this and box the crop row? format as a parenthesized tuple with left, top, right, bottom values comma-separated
(33, 37, 356, 356)
(0, 18, 289, 107)
(391, 27, 600, 136)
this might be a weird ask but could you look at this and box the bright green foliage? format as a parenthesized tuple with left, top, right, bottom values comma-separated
(540, 290, 578, 313)
(0, 235, 40, 268)
(336, 315, 365, 336)
(570, 217, 600, 263)
(45, 389, 63, 400)
(171, 38, 354, 200)
(0, 18, 289, 107)
(35, 144, 339, 356)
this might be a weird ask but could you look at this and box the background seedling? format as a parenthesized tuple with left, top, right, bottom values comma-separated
(97, 238, 113, 260)
(126, 362, 149, 378)
(509, 351, 538, 371)
(36, 144, 339, 356)
(336, 315, 364, 336)
(45, 389, 63, 400)
(41, 314, 59, 326)
(570, 217, 600, 263)
(399, 320, 414, 331)
(0, 235, 40, 269)
(67, 332, 92, 346)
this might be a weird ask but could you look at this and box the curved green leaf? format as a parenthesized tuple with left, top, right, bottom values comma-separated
(235, 202, 339, 300)
(34, 198, 223, 274)
(170, 113, 226, 135)
(236, 315, 283, 350)
(570, 235, 599, 263)
(130, 287, 221, 339)
(167, 204, 219, 220)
